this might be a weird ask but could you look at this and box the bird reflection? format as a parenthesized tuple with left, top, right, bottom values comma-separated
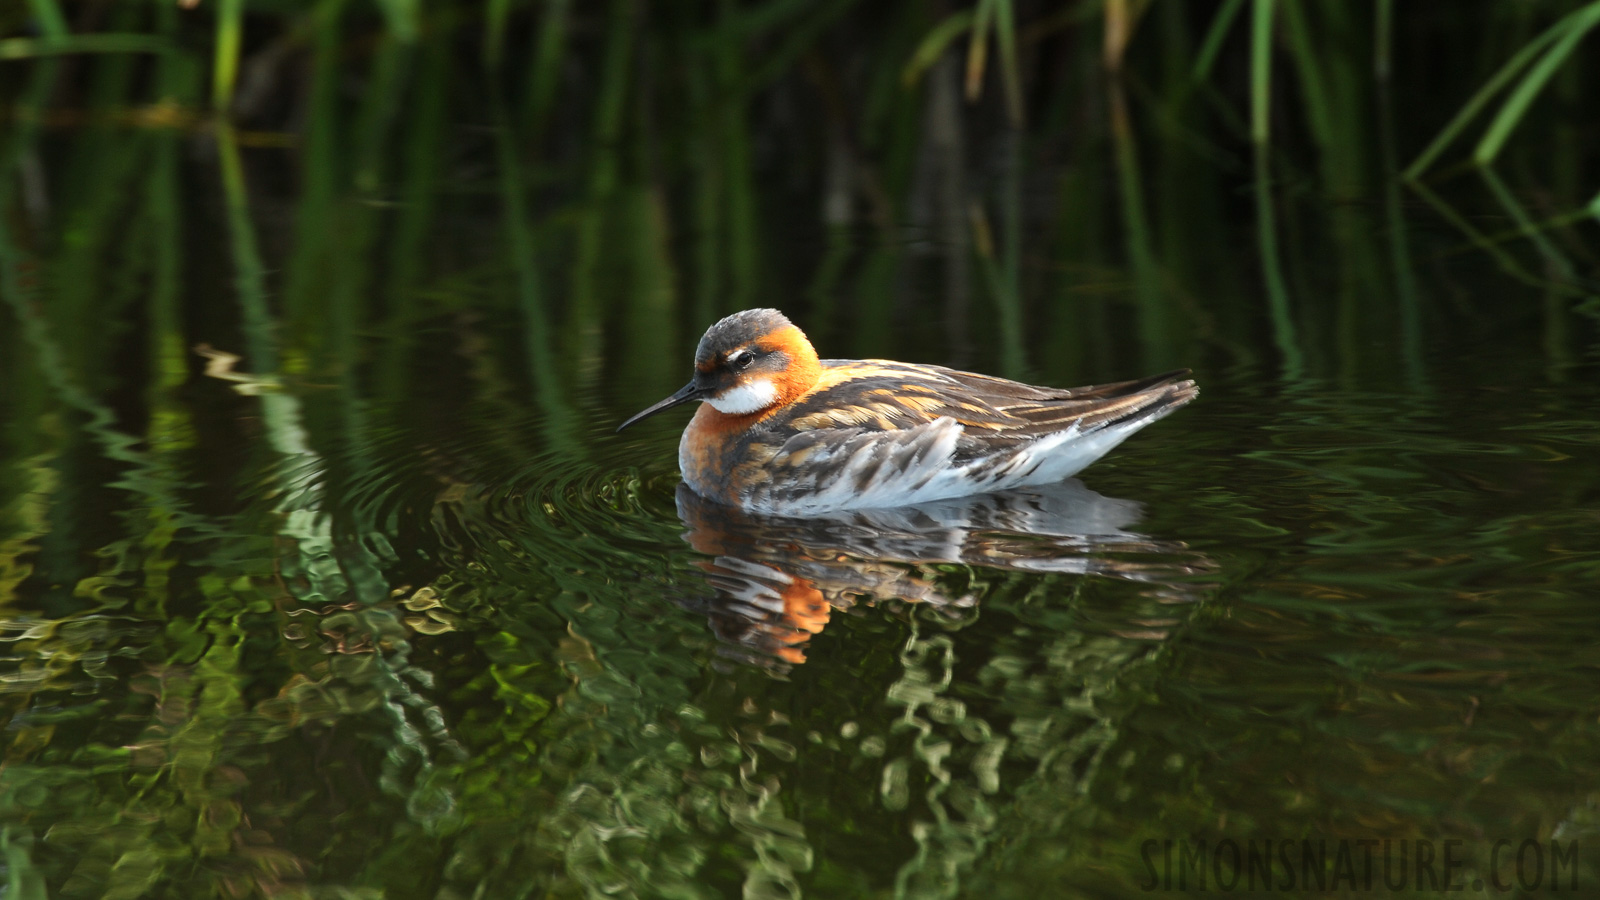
(675, 480, 1211, 670)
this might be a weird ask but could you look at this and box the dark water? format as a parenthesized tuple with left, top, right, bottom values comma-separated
(5, 35, 1600, 900)
(6, 277, 1600, 898)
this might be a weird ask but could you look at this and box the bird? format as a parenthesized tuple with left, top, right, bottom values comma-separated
(616, 308, 1197, 515)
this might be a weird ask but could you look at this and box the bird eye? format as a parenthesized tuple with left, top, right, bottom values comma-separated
(729, 350, 755, 370)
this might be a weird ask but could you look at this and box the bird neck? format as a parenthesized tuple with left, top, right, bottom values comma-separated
(766, 327, 822, 408)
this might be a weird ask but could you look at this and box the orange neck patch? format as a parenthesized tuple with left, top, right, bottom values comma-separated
(761, 326, 822, 408)
(688, 326, 822, 437)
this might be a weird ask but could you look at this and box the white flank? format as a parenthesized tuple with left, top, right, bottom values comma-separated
(709, 379, 779, 415)
(745, 409, 1179, 516)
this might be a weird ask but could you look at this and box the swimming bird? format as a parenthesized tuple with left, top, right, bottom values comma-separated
(617, 309, 1197, 515)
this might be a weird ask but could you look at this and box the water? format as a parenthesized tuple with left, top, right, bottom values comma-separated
(4, 16, 1600, 896)
(6, 286, 1599, 897)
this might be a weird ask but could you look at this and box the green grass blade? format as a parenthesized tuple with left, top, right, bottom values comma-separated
(0, 35, 170, 59)
(1374, 10, 1423, 393)
(373, 0, 419, 43)
(485, 0, 514, 67)
(805, 225, 853, 328)
(588, 0, 636, 195)
(1249, 0, 1302, 380)
(998, 132, 1025, 375)
(1109, 84, 1168, 371)
(1190, 0, 1245, 84)
(561, 0, 637, 394)
(1401, 6, 1579, 179)
(1249, 0, 1274, 145)
(352, 35, 411, 193)
(712, 0, 759, 310)
(851, 241, 899, 357)
(522, 0, 571, 137)
(282, 0, 345, 331)
(965, 0, 994, 102)
(25, 0, 69, 38)
(1374, 0, 1393, 81)
(1473, 3, 1600, 166)
(902, 10, 973, 88)
(992, 0, 1022, 126)
(1102, 0, 1141, 71)
(1278, 0, 1333, 155)
(211, 0, 244, 112)
(1256, 163, 1302, 383)
(685, 55, 722, 325)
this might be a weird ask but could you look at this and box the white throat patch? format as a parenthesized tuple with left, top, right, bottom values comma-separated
(708, 379, 779, 415)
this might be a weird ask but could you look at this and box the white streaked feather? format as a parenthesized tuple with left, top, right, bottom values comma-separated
(708, 379, 779, 415)
(746, 412, 1169, 516)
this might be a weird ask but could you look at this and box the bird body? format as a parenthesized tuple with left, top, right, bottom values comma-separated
(619, 309, 1197, 515)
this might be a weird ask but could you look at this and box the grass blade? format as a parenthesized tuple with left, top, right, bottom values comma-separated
(1249, 0, 1273, 145)
(1103, 0, 1152, 72)
(1374, 0, 1393, 81)
(1401, 5, 1581, 179)
(485, 0, 514, 66)
(522, 0, 571, 137)
(992, 0, 1022, 126)
(0, 35, 170, 59)
(373, 0, 419, 43)
(1191, 0, 1245, 83)
(965, 0, 994, 102)
(211, 0, 244, 112)
(25, 0, 69, 38)
(1250, 0, 1303, 380)
(1109, 81, 1168, 370)
(1375, 1, 1423, 393)
(902, 10, 973, 88)
(1473, 3, 1600, 166)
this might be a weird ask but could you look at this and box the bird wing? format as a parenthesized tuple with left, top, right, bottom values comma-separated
(732, 363, 1197, 513)
(782, 362, 1196, 452)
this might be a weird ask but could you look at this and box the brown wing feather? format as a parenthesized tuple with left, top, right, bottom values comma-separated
(778, 362, 1195, 449)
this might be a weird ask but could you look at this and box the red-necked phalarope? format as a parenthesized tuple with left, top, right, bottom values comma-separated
(617, 309, 1197, 515)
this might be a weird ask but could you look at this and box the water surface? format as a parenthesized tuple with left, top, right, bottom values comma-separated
(6, 298, 1598, 897)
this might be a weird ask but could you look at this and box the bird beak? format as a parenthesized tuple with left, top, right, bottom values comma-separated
(616, 380, 706, 432)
